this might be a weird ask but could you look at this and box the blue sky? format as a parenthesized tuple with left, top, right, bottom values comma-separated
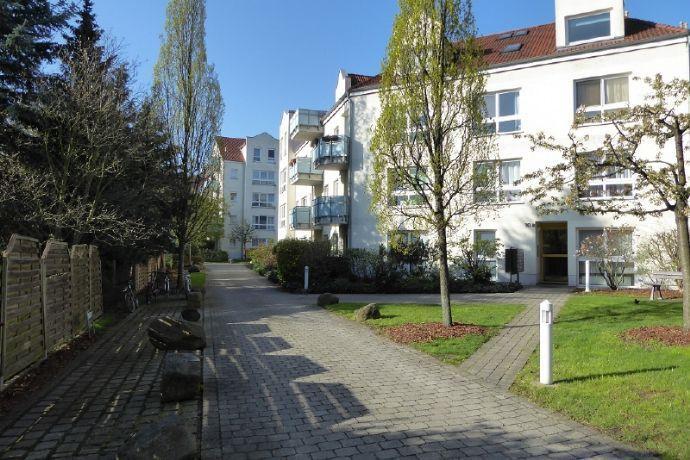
(92, 0, 689, 138)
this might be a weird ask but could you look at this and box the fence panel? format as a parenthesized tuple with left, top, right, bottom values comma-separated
(41, 240, 72, 351)
(89, 245, 103, 319)
(1, 235, 44, 382)
(70, 245, 89, 335)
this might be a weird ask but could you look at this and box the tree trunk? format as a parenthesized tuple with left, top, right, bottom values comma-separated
(177, 241, 186, 290)
(436, 223, 453, 327)
(675, 211, 690, 330)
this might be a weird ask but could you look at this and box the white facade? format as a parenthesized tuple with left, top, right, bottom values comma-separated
(214, 133, 279, 260)
(278, 1, 690, 287)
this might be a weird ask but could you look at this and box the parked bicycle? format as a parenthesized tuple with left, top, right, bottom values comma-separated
(145, 270, 172, 304)
(182, 270, 192, 297)
(123, 278, 139, 313)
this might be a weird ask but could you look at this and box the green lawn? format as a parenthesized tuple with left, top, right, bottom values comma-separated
(512, 295, 690, 459)
(190, 272, 206, 289)
(326, 303, 523, 365)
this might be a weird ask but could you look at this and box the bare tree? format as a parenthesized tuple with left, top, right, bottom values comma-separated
(230, 221, 254, 260)
(153, 0, 224, 283)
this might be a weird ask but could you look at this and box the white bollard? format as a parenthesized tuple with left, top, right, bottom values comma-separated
(585, 260, 591, 293)
(304, 265, 310, 291)
(540, 300, 554, 385)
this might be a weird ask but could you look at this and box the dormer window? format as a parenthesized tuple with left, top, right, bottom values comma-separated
(567, 11, 611, 45)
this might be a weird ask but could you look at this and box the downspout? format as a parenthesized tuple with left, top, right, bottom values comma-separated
(347, 96, 355, 251)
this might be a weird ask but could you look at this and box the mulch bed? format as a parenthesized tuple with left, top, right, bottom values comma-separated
(621, 326, 690, 347)
(578, 288, 683, 299)
(384, 322, 488, 344)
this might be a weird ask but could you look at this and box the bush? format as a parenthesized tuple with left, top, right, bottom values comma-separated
(248, 244, 277, 275)
(188, 265, 201, 273)
(191, 255, 204, 265)
(202, 249, 229, 262)
(454, 237, 502, 284)
(273, 239, 351, 291)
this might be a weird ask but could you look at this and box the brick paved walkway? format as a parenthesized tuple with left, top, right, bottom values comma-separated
(202, 264, 649, 459)
(0, 297, 199, 459)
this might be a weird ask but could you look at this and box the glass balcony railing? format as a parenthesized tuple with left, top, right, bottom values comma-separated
(289, 157, 323, 186)
(290, 206, 312, 230)
(289, 109, 324, 141)
(312, 135, 349, 170)
(312, 196, 349, 226)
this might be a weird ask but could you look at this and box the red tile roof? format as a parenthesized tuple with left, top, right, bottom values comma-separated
(349, 19, 688, 91)
(216, 136, 245, 162)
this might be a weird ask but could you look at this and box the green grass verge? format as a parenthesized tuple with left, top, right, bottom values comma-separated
(190, 272, 206, 289)
(325, 303, 523, 365)
(94, 313, 116, 333)
(512, 295, 690, 459)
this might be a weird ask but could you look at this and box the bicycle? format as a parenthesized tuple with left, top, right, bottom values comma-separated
(145, 270, 172, 304)
(123, 278, 139, 313)
(182, 271, 192, 298)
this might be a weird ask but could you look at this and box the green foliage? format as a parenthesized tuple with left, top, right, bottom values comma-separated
(636, 229, 681, 286)
(201, 249, 228, 263)
(454, 237, 502, 284)
(273, 239, 336, 289)
(513, 295, 690, 458)
(190, 271, 206, 289)
(248, 243, 276, 275)
(577, 228, 634, 291)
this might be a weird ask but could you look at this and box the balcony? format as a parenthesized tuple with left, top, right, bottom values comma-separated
(290, 206, 312, 230)
(313, 135, 349, 171)
(289, 109, 324, 142)
(289, 157, 323, 186)
(312, 196, 348, 226)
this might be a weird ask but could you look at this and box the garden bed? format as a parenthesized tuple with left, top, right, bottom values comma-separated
(621, 326, 690, 347)
(512, 295, 690, 458)
(325, 303, 523, 365)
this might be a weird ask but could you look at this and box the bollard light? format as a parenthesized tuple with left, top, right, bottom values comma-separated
(540, 300, 554, 385)
(304, 265, 310, 291)
(585, 260, 591, 293)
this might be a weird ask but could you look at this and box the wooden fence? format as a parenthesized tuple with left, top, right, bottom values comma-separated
(0, 235, 104, 385)
(133, 254, 166, 293)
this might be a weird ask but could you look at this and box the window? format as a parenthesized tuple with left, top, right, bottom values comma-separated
(280, 168, 287, 193)
(483, 91, 521, 134)
(252, 192, 275, 208)
(474, 160, 522, 203)
(229, 192, 237, 203)
(279, 204, 286, 228)
(268, 149, 276, 163)
(333, 179, 340, 195)
(576, 75, 629, 121)
(577, 228, 634, 286)
(229, 168, 239, 180)
(253, 148, 261, 162)
(252, 170, 275, 185)
(475, 230, 498, 281)
(252, 238, 271, 247)
(567, 12, 611, 45)
(578, 154, 633, 199)
(389, 168, 426, 206)
(252, 216, 275, 230)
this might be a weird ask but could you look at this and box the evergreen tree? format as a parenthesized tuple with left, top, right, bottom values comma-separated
(64, 0, 103, 60)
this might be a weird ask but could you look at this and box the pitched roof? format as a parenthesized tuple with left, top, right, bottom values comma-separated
(349, 18, 688, 91)
(215, 136, 245, 162)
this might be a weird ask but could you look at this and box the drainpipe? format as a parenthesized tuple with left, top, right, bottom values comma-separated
(347, 96, 355, 251)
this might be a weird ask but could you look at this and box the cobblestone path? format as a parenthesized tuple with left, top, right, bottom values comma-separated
(202, 264, 648, 459)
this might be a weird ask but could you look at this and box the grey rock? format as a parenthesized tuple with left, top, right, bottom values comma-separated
(317, 293, 339, 307)
(117, 414, 197, 460)
(355, 303, 381, 322)
(161, 353, 201, 403)
(148, 317, 206, 351)
(181, 309, 201, 322)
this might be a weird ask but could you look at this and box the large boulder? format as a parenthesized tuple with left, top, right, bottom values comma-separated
(161, 353, 201, 403)
(355, 303, 381, 322)
(317, 293, 339, 307)
(148, 317, 206, 351)
(187, 292, 203, 309)
(181, 309, 201, 322)
(117, 415, 197, 460)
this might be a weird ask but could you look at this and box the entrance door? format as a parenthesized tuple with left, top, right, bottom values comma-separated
(539, 223, 568, 284)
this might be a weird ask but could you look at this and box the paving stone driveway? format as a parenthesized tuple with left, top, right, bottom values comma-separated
(202, 264, 650, 459)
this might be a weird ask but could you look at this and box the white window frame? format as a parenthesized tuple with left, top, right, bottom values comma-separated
(474, 159, 522, 204)
(252, 170, 275, 186)
(579, 154, 634, 200)
(252, 215, 275, 231)
(253, 148, 261, 163)
(575, 74, 630, 123)
(566, 10, 613, 46)
(229, 168, 239, 180)
(251, 237, 271, 247)
(576, 228, 635, 287)
(475, 230, 498, 281)
(251, 192, 275, 208)
(279, 204, 286, 228)
(229, 192, 237, 203)
(267, 149, 276, 164)
(280, 168, 287, 193)
(483, 90, 521, 135)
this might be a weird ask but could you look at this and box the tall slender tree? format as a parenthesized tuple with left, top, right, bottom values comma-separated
(63, 0, 103, 60)
(370, 0, 495, 326)
(152, 0, 224, 284)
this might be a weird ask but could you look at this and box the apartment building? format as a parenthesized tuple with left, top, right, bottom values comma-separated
(214, 133, 279, 259)
(278, 0, 690, 287)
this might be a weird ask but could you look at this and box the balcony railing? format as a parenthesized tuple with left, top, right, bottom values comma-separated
(289, 109, 324, 142)
(312, 196, 348, 226)
(290, 206, 312, 230)
(289, 157, 323, 186)
(313, 135, 349, 171)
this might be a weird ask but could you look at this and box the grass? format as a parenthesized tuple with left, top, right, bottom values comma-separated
(512, 295, 690, 459)
(325, 303, 523, 365)
(190, 272, 206, 289)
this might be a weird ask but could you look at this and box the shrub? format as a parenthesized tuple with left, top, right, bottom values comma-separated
(273, 239, 331, 289)
(191, 255, 204, 265)
(202, 249, 229, 262)
(454, 237, 502, 285)
(248, 244, 277, 275)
